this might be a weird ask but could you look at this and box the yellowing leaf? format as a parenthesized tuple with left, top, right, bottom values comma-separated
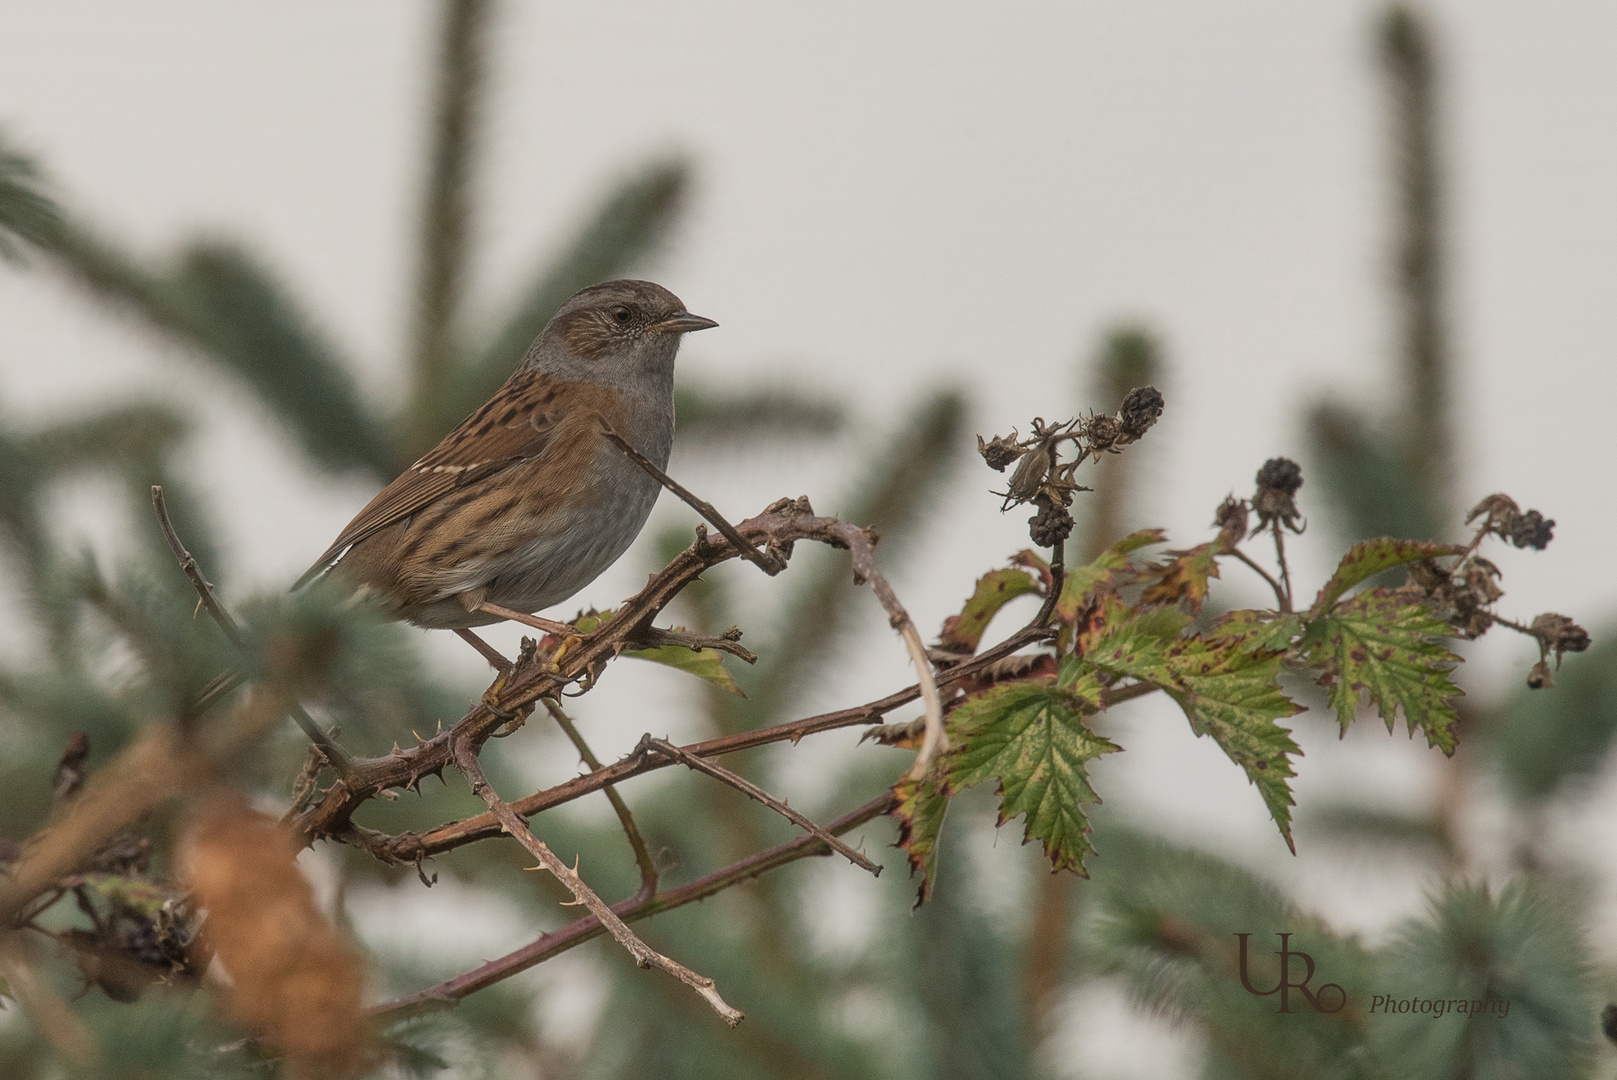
(1208, 609, 1304, 655)
(891, 764, 950, 908)
(570, 609, 744, 696)
(1302, 588, 1463, 753)
(1309, 538, 1464, 617)
(938, 567, 1042, 653)
(622, 643, 744, 696)
(946, 666, 1117, 874)
(1055, 528, 1165, 621)
(1161, 638, 1303, 851)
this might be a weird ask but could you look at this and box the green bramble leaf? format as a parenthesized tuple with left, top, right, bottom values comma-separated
(70, 873, 172, 918)
(1056, 528, 1165, 621)
(891, 764, 950, 908)
(946, 661, 1117, 874)
(624, 642, 744, 697)
(1138, 542, 1223, 613)
(1162, 634, 1303, 851)
(1301, 587, 1462, 753)
(1309, 537, 1464, 617)
(1077, 593, 1193, 679)
(571, 610, 743, 697)
(1210, 609, 1304, 655)
(1085, 608, 1302, 849)
(938, 567, 1041, 654)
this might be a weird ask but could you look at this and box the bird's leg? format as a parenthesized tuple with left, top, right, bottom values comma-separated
(454, 628, 512, 673)
(476, 602, 576, 637)
(454, 627, 523, 721)
(475, 602, 584, 676)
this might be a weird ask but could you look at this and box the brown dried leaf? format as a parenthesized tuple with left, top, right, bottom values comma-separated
(186, 797, 372, 1078)
(1138, 543, 1223, 612)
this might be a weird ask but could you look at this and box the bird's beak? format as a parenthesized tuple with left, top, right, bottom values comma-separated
(653, 311, 719, 334)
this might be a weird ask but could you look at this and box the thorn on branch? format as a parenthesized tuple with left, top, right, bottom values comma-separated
(150, 486, 357, 778)
(450, 734, 742, 1026)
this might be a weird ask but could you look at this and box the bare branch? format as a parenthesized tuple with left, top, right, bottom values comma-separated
(450, 734, 743, 1026)
(642, 737, 881, 877)
(820, 516, 948, 780)
(290, 499, 986, 845)
(151, 485, 355, 775)
(600, 424, 787, 575)
(150, 486, 241, 646)
(369, 792, 895, 1022)
(545, 699, 657, 895)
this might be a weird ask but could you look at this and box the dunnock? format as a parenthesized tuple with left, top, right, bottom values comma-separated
(295, 280, 715, 654)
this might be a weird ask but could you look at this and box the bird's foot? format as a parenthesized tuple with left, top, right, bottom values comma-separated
(545, 634, 585, 672)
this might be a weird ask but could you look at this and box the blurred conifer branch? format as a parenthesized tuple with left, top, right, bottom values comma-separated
(0, 3, 1610, 1077)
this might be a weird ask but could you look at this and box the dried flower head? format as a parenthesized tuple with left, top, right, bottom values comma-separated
(1255, 457, 1304, 496)
(1529, 612, 1591, 665)
(977, 433, 1024, 473)
(1465, 493, 1555, 551)
(1084, 413, 1125, 457)
(1006, 443, 1053, 503)
(1213, 495, 1250, 545)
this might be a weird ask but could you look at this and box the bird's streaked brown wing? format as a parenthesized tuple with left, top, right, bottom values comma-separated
(293, 370, 604, 590)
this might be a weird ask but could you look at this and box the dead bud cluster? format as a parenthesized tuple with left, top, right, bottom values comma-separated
(1402, 493, 1589, 687)
(977, 385, 1165, 547)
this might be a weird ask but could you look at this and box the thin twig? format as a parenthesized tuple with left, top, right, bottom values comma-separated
(642, 737, 881, 877)
(631, 625, 758, 665)
(1229, 547, 1287, 611)
(150, 486, 355, 775)
(544, 699, 657, 894)
(1271, 521, 1294, 614)
(369, 792, 895, 1021)
(600, 425, 786, 575)
(150, 486, 242, 646)
(450, 735, 742, 1026)
(822, 520, 948, 780)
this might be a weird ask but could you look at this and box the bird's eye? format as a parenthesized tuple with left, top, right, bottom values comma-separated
(611, 306, 632, 324)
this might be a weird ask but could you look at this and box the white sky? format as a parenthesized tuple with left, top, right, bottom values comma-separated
(1, 2, 1614, 1073)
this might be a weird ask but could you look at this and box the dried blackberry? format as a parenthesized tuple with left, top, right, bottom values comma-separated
(1255, 457, 1304, 496)
(1253, 457, 1304, 530)
(1029, 497, 1074, 548)
(1507, 509, 1555, 550)
(1120, 385, 1165, 438)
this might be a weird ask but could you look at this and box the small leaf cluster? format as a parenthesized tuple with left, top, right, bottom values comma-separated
(891, 438, 1583, 905)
